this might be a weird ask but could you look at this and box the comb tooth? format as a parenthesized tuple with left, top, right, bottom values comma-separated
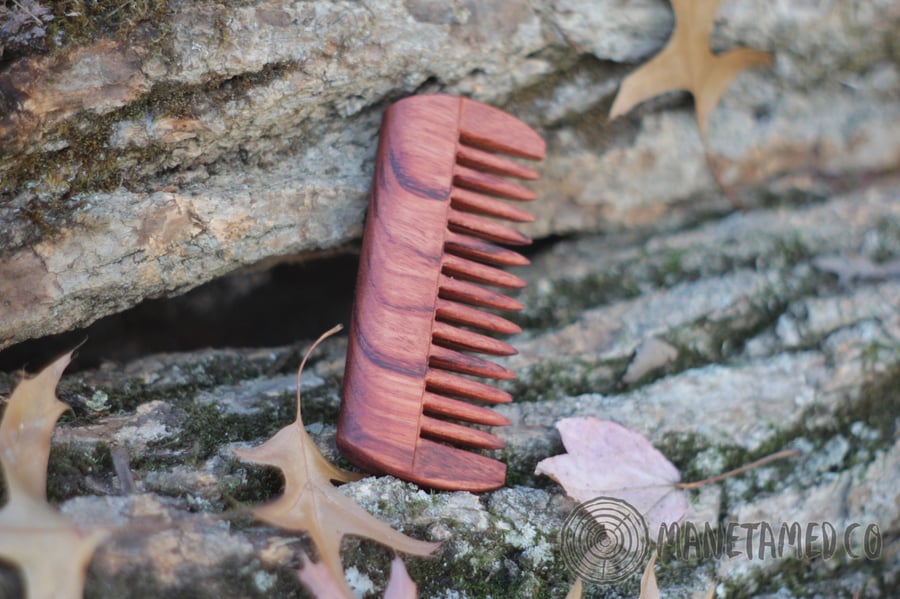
(448, 208, 532, 247)
(454, 165, 537, 201)
(435, 298, 522, 336)
(456, 144, 540, 180)
(459, 97, 546, 160)
(439, 274, 524, 312)
(444, 231, 530, 267)
(452, 188, 535, 223)
(426, 369, 512, 404)
(442, 253, 526, 289)
(423, 392, 510, 426)
(419, 415, 505, 450)
(429, 345, 515, 380)
(432, 320, 516, 356)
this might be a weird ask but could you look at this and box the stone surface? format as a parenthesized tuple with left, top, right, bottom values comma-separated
(1, 175, 897, 597)
(1, 0, 898, 349)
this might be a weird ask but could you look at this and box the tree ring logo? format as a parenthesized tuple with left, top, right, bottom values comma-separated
(559, 496, 649, 583)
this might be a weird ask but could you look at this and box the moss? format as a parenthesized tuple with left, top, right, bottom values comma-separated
(504, 356, 629, 405)
(46, 442, 114, 502)
(665, 297, 789, 366)
(92, 352, 278, 415)
(219, 458, 284, 508)
(149, 395, 294, 467)
(654, 432, 747, 487)
(514, 270, 642, 331)
(649, 365, 900, 512)
(824, 363, 900, 464)
(514, 230, 816, 336)
(41, 0, 171, 53)
(725, 549, 893, 598)
(404, 530, 575, 599)
(3, 30, 297, 245)
(869, 215, 900, 262)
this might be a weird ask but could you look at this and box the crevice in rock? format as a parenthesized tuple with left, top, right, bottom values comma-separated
(0, 251, 359, 374)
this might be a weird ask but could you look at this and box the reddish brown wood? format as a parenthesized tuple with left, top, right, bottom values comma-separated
(336, 94, 545, 492)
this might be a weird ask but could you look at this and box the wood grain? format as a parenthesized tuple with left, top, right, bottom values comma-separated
(337, 94, 544, 491)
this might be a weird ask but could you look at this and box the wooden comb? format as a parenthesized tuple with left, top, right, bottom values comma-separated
(336, 94, 545, 492)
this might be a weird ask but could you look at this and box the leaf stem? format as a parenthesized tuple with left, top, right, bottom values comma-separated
(702, 142, 746, 211)
(295, 324, 344, 418)
(676, 448, 799, 489)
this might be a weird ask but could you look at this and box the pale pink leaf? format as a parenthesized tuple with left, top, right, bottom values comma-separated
(535, 417, 687, 533)
(384, 556, 418, 599)
(297, 551, 352, 599)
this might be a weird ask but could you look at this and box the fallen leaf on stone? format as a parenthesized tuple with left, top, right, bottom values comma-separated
(298, 551, 418, 599)
(0, 351, 110, 599)
(638, 551, 660, 599)
(535, 417, 687, 534)
(297, 550, 350, 598)
(383, 555, 418, 599)
(235, 326, 439, 598)
(609, 0, 772, 138)
(565, 577, 583, 599)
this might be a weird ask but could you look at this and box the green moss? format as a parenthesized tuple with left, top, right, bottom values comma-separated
(149, 395, 293, 468)
(46, 442, 113, 502)
(94, 353, 277, 415)
(41, 1, 171, 53)
(725, 549, 893, 598)
(219, 458, 284, 508)
(404, 531, 575, 599)
(3, 28, 296, 245)
(514, 270, 641, 331)
(827, 363, 900, 462)
(504, 357, 628, 404)
(654, 432, 745, 487)
(869, 215, 900, 262)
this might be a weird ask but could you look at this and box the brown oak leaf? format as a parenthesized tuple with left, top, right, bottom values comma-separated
(0, 351, 109, 599)
(235, 326, 439, 598)
(609, 0, 772, 138)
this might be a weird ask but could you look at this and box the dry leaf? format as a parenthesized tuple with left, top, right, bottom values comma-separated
(298, 552, 418, 599)
(565, 577, 583, 599)
(0, 351, 109, 599)
(638, 551, 660, 599)
(609, 0, 772, 138)
(535, 417, 687, 534)
(235, 326, 439, 598)
(383, 556, 418, 599)
(297, 550, 351, 599)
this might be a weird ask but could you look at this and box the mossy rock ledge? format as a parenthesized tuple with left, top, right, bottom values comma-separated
(1, 0, 898, 349)
(0, 179, 897, 597)
(1, 0, 899, 597)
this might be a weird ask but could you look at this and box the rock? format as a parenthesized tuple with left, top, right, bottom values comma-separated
(622, 337, 679, 384)
(1, 0, 898, 349)
(1, 172, 896, 597)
